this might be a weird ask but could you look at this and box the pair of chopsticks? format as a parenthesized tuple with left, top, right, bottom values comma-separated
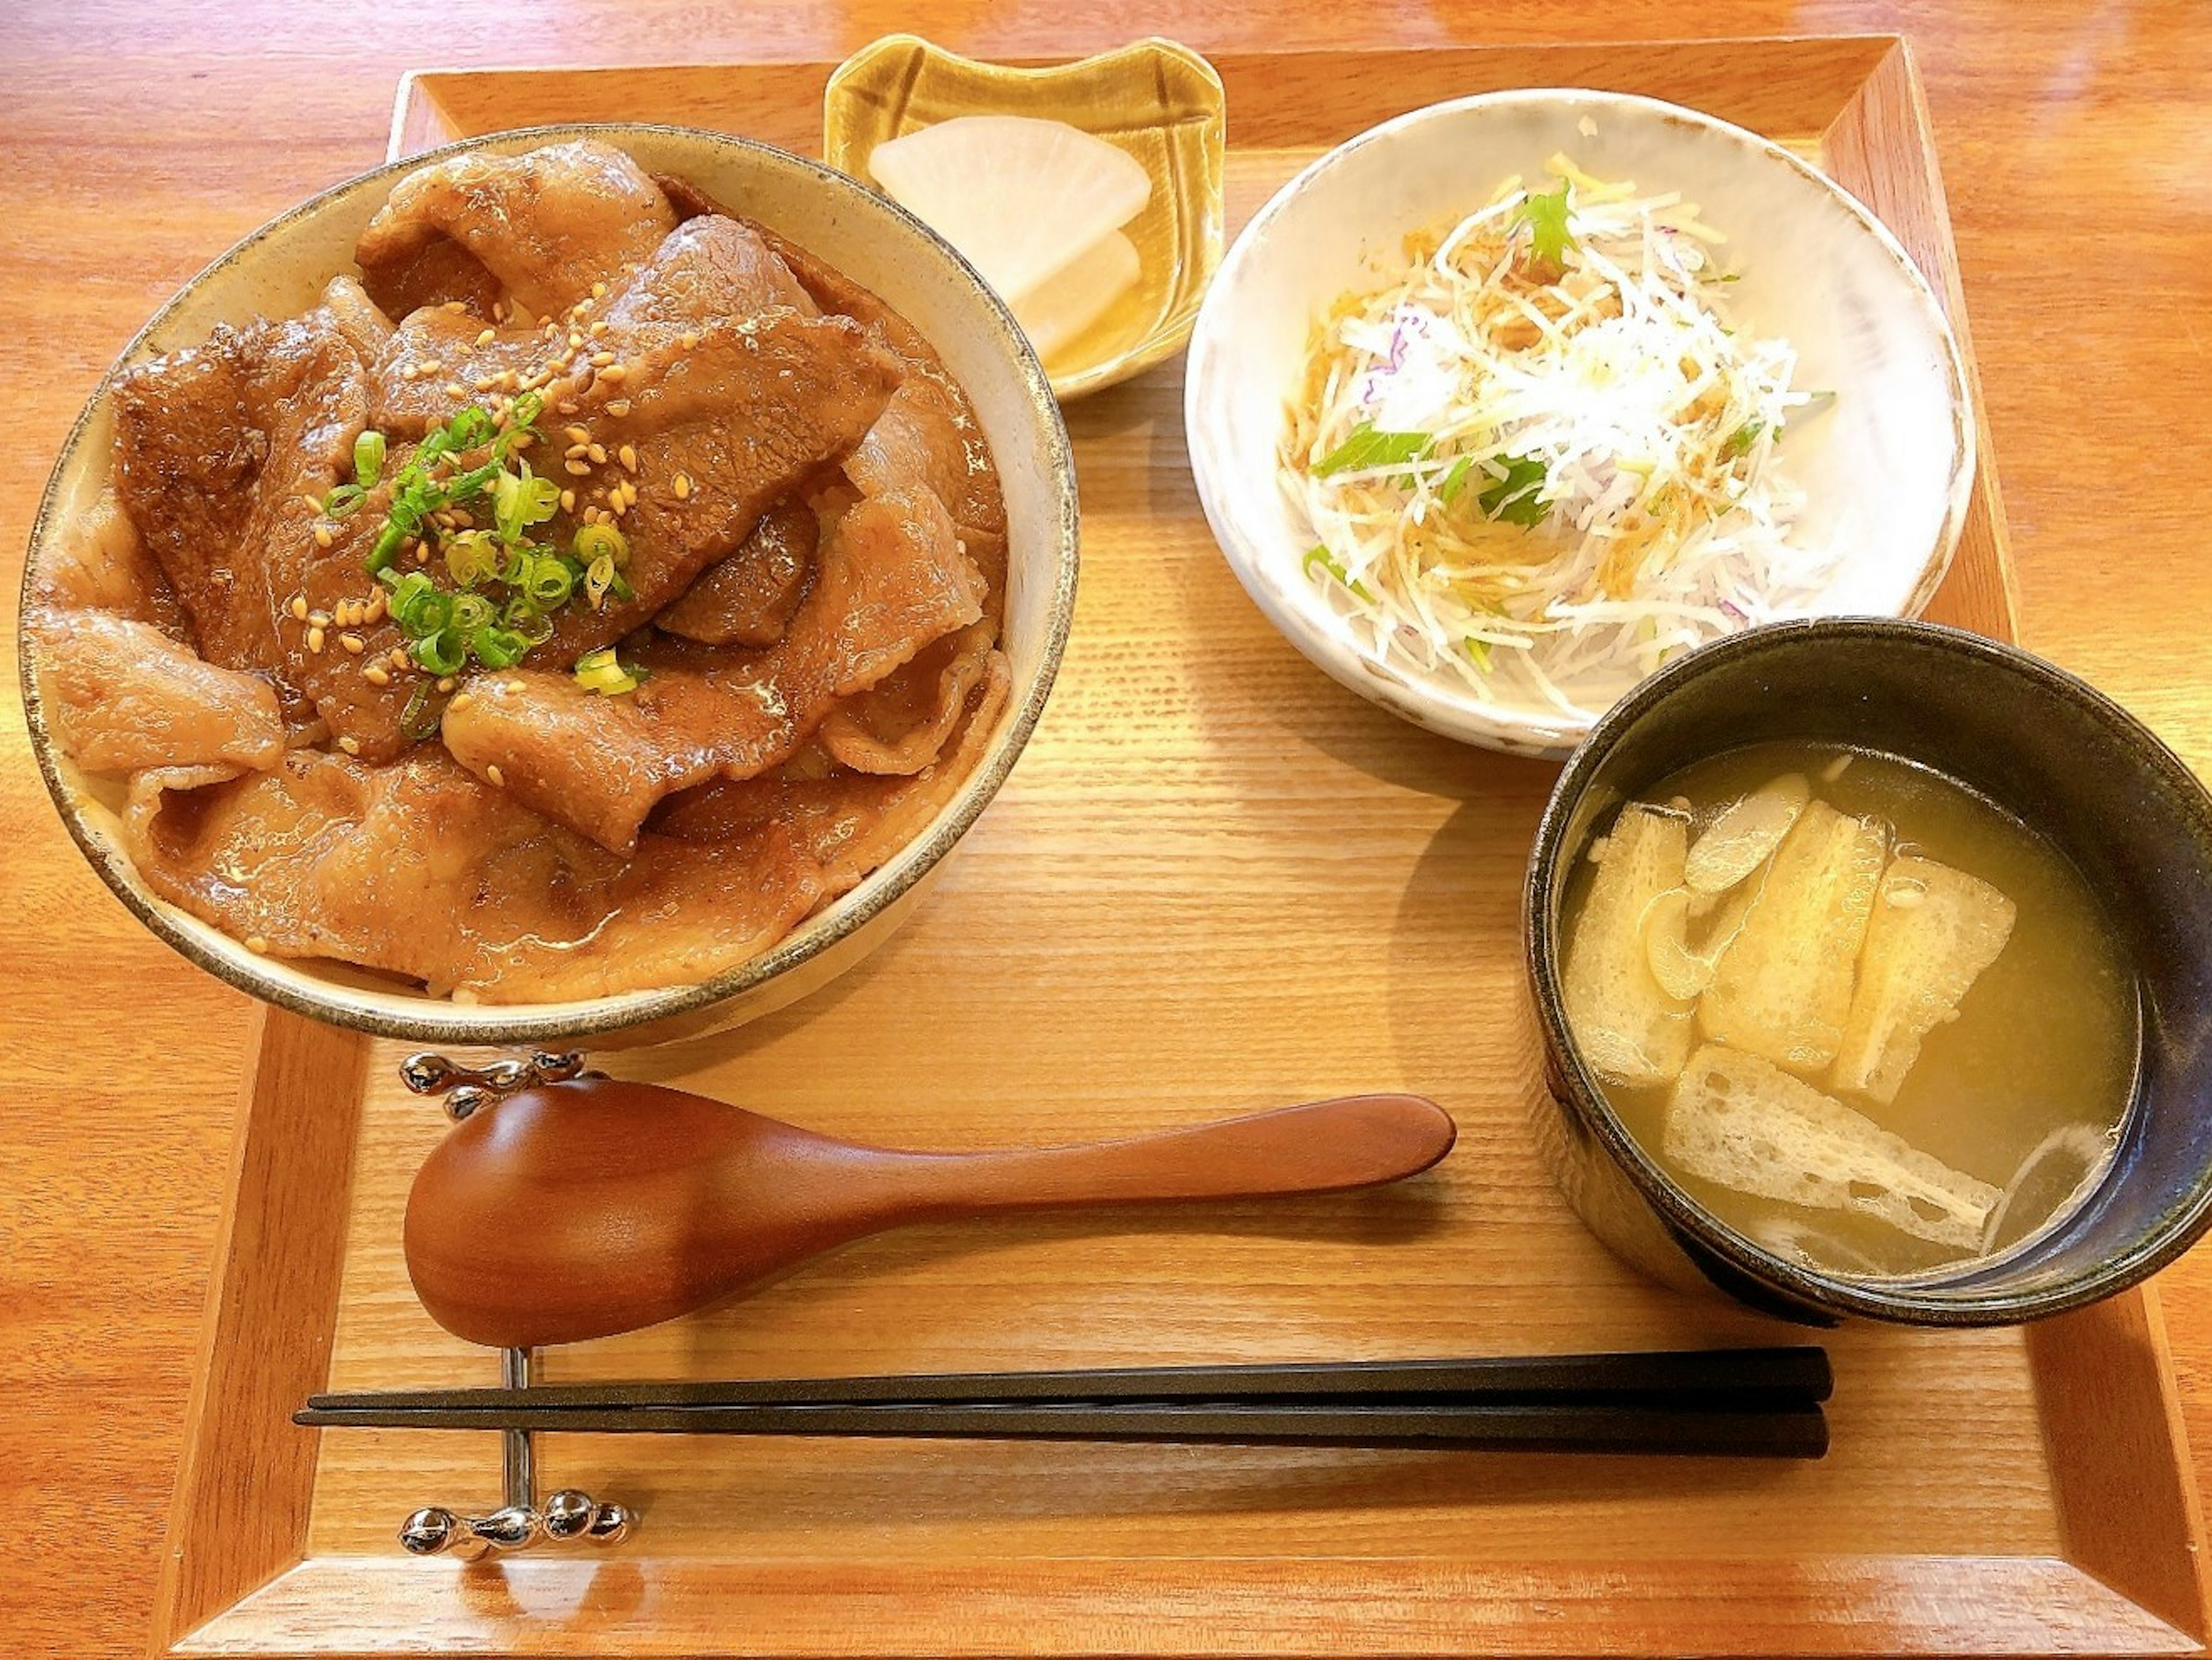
(298, 1346, 1831, 1458)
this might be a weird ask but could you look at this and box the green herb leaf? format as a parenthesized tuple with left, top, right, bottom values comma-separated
(1477, 453, 1550, 528)
(1437, 455, 1476, 505)
(1514, 179, 1576, 278)
(1722, 418, 1767, 460)
(1302, 544, 1377, 604)
(1313, 422, 1431, 479)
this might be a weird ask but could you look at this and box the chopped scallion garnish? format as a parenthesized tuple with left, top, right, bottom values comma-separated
(574, 646, 644, 697)
(354, 430, 387, 490)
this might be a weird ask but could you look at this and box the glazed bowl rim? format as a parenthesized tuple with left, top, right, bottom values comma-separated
(18, 119, 1081, 1048)
(1524, 613, 2212, 1324)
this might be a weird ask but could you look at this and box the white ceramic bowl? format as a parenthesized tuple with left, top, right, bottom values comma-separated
(20, 123, 1078, 1049)
(1185, 90, 1974, 758)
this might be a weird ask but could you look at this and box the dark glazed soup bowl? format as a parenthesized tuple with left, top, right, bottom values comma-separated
(1524, 617, 2212, 1325)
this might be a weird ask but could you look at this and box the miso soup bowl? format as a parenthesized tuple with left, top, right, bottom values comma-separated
(20, 123, 1079, 1052)
(1524, 617, 2212, 1325)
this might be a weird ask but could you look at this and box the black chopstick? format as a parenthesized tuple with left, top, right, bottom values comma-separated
(294, 1398, 1828, 1457)
(305, 1346, 1831, 1414)
(297, 1347, 1830, 1457)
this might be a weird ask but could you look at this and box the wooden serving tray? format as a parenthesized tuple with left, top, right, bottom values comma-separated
(151, 36, 2207, 1658)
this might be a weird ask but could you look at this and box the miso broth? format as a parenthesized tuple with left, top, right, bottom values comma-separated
(1559, 741, 2138, 1282)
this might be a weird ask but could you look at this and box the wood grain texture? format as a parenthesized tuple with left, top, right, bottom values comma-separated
(1, 4, 2210, 1658)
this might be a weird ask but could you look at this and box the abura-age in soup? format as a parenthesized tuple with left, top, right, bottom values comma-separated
(1559, 741, 2137, 1280)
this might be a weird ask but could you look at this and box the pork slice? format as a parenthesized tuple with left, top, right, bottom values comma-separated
(31, 489, 190, 636)
(110, 307, 372, 703)
(817, 620, 995, 776)
(29, 608, 284, 776)
(319, 275, 396, 366)
(603, 214, 819, 332)
(533, 310, 903, 665)
(122, 749, 828, 1003)
(843, 372, 1007, 545)
(370, 306, 569, 438)
(656, 495, 816, 647)
(654, 651, 1011, 893)
(355, 140, 677, 322)
(441, 484, 984, 853)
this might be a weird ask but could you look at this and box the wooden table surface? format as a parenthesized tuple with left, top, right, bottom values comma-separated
(3, 1, 2208, 1650)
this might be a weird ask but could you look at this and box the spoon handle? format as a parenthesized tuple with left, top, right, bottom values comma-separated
(869, 1094, 1455, 1218)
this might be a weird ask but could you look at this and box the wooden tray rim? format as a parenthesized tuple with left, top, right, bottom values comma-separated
(153, 33, 2192, 1660)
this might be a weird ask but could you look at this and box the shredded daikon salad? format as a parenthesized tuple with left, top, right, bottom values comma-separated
(1282, 154, 1835, 721)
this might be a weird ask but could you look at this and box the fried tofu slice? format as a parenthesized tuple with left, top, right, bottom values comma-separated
(1700, 800, 1885, 1071)
(1562, 805, 1696, 1089)
(1664, 1044, 1999, 1251)
(1832, 857, 2017, 1104)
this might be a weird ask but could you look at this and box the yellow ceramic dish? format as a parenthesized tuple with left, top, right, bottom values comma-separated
(824, 35, 1225, 401)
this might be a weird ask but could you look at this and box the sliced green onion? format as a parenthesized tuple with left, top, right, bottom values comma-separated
(354, 430, 387, 489)
(396, 587, 453, 639)
(442, 530, 502, 588)
(503, 597, 555, 645)
(399, 681, 441, 742)
(412, 630, 465, 676)
(367, 524, 408, 575)
(584, 552, 618, 608)
(471, 626, 529, 670)
(323, 483, 368, 520)
(524, 555, 574, 609)
(449, 593, 494, 634)
(573, 646, 642, 696)
(572, 522, 630, 567)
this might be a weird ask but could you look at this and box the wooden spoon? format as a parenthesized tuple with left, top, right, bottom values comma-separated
(405, 1078, 1456, 1348)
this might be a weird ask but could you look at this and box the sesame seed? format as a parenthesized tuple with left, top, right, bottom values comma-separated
(450, 691, 474, 712)
(611, 494, 628, 518)
(475, 327, 496, 347)
(474, 375, 495, 392)
(308, 609, 331, 628)
(297, 492, 324, 514)
(421, 359, 444, 375)
(568, 331, 585, 350)
(244, 934, 269, 954)
(399, 363, 420, 382)
(600, 363, 627, 384)
(542, 323, 560, 341)
(565, 460, 592, 476)
(340, 633, 365, 655)
(504, 679, 526, 694)
(306, 626, 325, 653)
(412, 545, 429, 565)
(556, 400, 578, 416)
(437, 676, 458, 694)
(486, 764, 506, 788)
(565, 442, 589, 460)
(313, 525, 332, 548)
(509, 433, 533, 451)
(492, 302, 507, 323)
(605, 399, 632, 418)
(498, 371, 520, 392)
(366, 593, 387, 624)
(441, 300, 467, 314)
(672, 472, 691, 499)
(590, 350, 615, 368)
(445, 382, 467, 399)
(592, 281, 608, 299)
(389, 647, 410, 669)
(338, 734, 361, 755)
(573, 295, 595, 316)
(564, 425, 591, 445)
(587, 443, 607, 464)
(363, 663, 391, 687)
(589, 320, 609, 338)
(290, 596, 309, 621)
(679, 332, 698, 351)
